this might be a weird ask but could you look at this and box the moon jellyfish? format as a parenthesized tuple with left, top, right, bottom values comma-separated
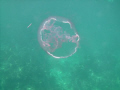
(38, 16, 80, 58)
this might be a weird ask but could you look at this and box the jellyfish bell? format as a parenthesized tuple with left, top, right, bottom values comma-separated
(38, 16, 80, 58)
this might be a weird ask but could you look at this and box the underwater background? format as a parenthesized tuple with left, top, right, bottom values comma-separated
(0, 0, 120, 90)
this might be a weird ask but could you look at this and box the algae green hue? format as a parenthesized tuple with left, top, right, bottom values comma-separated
(0, 0, 120, 90)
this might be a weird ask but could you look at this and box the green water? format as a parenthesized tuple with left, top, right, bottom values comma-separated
(0, 0, 120, 90)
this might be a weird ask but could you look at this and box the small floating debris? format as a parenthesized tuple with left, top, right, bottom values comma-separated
(27, 23, 32, 28)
